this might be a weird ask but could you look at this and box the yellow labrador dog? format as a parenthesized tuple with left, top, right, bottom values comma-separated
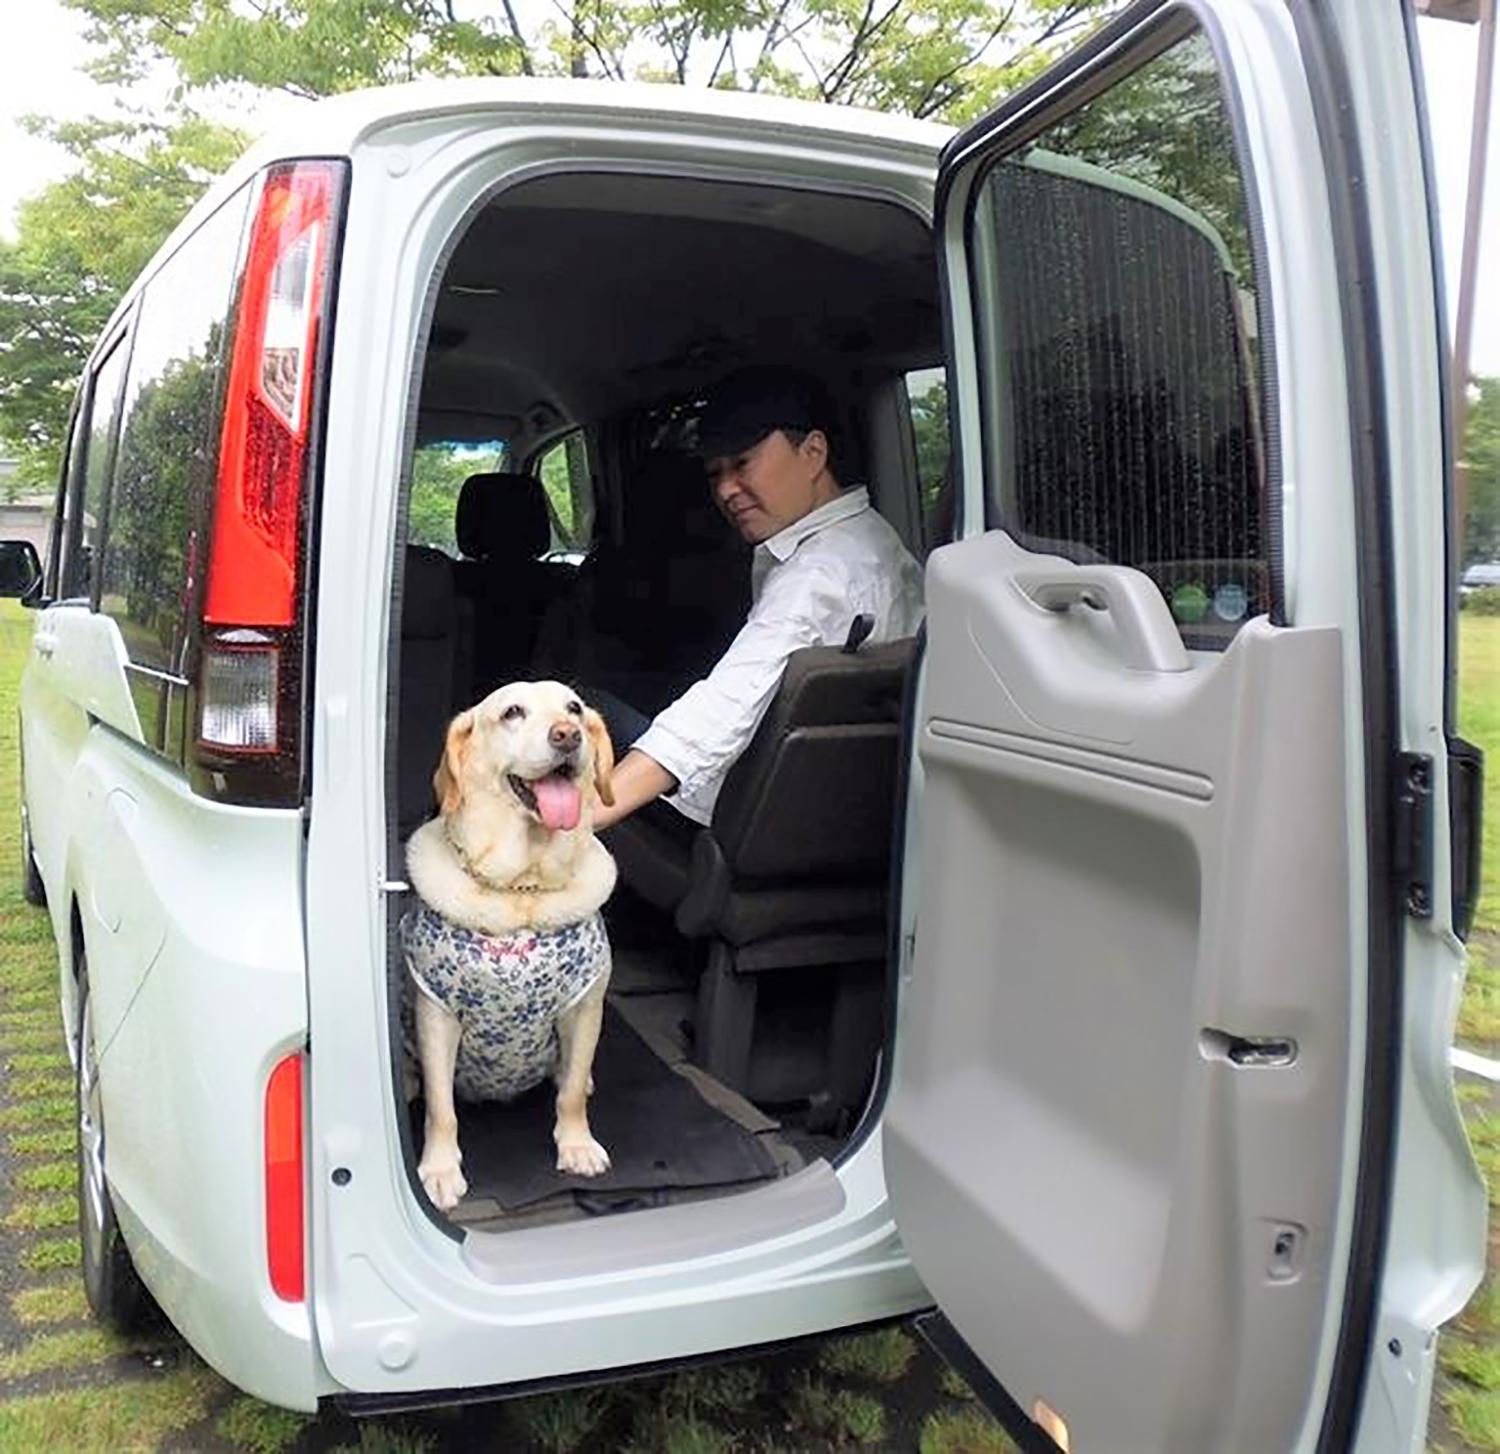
(402, 681, 618, 1211)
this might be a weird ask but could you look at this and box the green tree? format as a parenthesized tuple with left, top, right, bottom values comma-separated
(2, 0, 1118, 478)
(408, 442, 508, 554)
(908, 375, 949, 516)
(0, 113, 245, 486)
(64, 0, 1109, 120)
(1463, 376, 1500, 567)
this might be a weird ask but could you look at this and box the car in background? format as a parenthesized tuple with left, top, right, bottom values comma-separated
(1461, 561, 1500, 596)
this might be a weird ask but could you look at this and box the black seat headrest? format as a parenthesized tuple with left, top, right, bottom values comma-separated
(456, 472, 550, 562)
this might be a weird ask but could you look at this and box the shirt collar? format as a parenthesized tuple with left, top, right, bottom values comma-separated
(758, 486, 870, 564)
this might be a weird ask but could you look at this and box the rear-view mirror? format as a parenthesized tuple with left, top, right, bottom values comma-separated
(0, 540, 43, 602)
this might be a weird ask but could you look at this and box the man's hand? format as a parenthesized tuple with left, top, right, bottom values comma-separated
(593, 749, 679, 832)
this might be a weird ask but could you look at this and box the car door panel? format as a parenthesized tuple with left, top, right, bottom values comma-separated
(889, 533, 1352, 1449)
(881, 0, 1478, 1448)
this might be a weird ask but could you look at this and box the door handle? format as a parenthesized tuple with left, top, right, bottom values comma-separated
(34, 638, 54, 660)
(1017, 565, 1190, 674)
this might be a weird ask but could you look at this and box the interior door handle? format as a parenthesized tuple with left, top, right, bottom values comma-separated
(1017, 566, 1191, 674)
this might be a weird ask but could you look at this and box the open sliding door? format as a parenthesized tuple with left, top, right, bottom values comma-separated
(885, 2, 1485, 1451)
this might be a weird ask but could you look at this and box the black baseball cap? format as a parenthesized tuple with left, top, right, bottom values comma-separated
(695, 366, 837, 461)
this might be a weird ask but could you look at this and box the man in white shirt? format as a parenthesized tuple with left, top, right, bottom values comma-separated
(593, 367, 924, 832)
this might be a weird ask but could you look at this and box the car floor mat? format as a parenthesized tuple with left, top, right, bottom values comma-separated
(421, 1004, 781, 1214)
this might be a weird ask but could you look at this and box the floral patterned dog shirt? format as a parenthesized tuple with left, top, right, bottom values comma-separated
(400, 904, 611, 1102)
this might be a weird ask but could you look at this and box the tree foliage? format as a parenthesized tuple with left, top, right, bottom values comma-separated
(0, 113, 245, 485)
(408, 442, 508, 554)
(1, 0, 1114, 480)
(1464, 375, 1500, 567)
(65, 0, 1106, 119)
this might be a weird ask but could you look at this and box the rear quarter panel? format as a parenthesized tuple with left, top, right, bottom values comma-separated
(67, 724, 324, 1409)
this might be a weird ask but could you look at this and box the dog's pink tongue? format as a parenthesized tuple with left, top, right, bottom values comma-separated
(534, 774, 581, 831)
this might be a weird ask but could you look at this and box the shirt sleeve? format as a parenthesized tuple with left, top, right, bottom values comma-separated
(633, 558, 851, 812)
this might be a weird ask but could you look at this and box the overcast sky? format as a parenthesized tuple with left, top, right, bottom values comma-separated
(0, 2, 1495, 375)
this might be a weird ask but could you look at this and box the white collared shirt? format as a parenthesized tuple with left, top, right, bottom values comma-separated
(633, 486, 924, 825)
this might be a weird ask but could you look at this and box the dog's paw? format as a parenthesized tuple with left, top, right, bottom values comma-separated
(419, 1152, 468, 1210)
(555, 1134, 611, 1177)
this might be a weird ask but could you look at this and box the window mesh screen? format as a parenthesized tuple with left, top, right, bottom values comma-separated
(977, 34, 1271, 643)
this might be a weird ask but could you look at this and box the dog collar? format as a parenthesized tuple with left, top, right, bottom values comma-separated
(442, 821, 551, 893)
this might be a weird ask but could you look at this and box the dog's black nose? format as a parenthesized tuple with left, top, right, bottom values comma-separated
(549, 721, 581, 753)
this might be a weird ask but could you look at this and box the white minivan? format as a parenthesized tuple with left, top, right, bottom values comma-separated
(2, 0, 1488, 1447)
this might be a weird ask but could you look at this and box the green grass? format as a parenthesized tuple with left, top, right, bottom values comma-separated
(0, 1326, 134, 1379)
(216, 1396, 315, 1454)
(0, 1026, 64, 1053)
(816, 1326, 918, 1383)
(7, 1127, 76, 1156)
(1446, 1340, 1500, 1392)
(328, 1423, 442, 1454)
(1469, 1111, 1500, 1210)
(19, 1236, 80, 1273)
(11, 1281, 89, 1326)
(919, 1405, 1019, 1454)
(2, 989, 60, 1011)
(8, 1072, 74, 1101)
(4, 1193, 76, 1231)
(506, 1388, 613, 1453)
(657, 1364, 764, 1416)
(0, 1368, 219, 1453)
(15, 1159, 74, 1193)
(6, 1051, 69, 1075)
(633, 1413, 739, 1454)
(1445, 1385, 1500, 1453)
(786, 1375, 886, 1447)
(1459, 616, 1499, 938)
(939, 1366, 978, 1401)
(0, 1096, 74, 1132)
(0, 1009, 59, 1034)
(1459, 948, 1500, 1048)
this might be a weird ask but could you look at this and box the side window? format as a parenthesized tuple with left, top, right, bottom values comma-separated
(535, 430, 595, 563)
(973, 30, 1269, 646)
(50, 399, 88, 598)
(408, 441, 510, 556)
(905, 366, 951, 553)
(101, 186, 250, 752)
(75, 341, 131, 601)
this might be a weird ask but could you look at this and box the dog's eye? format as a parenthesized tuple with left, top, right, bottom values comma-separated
(567, 701, 583, 716)
(502, 704, 527, 722)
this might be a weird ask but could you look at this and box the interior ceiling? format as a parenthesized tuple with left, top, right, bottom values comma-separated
(418, 172, 941, 437)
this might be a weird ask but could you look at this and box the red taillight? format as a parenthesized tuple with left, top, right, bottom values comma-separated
(207, 160, 337, 628)
(265, 1052, 305, 1302)
(197, 159, 343, 777)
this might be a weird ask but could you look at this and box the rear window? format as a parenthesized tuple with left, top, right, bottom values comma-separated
(409, 441, 511, 556)
(100, 185, 251, 751)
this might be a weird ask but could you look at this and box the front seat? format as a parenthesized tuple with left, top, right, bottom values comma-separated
(605, 633, 914, 1121)
(452, 471, 562, 695)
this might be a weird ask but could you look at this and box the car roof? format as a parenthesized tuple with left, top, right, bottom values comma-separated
(97, 80, 951, 350)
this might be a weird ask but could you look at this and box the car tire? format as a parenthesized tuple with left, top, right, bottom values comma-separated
(75, 961, 155, 1334)
(20, 807, 45, 908)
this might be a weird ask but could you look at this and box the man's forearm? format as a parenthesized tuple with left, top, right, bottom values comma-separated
(594, 748, 679, 831)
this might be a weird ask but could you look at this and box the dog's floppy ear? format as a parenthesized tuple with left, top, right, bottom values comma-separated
(433, 708, 477, 816)
(583, 708, 615, 807)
